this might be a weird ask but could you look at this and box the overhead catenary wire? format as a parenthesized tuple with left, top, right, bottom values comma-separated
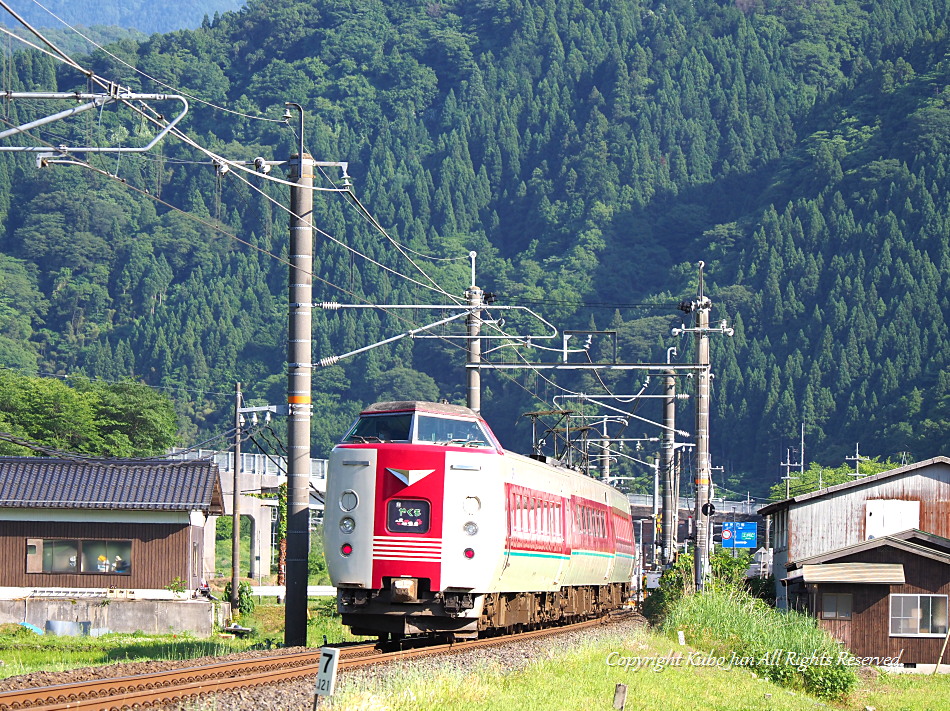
(0, 428, 234, 466)
(220, 160, 462, 300)
(18, 0, 286, 124)
(0, 5, 662, 434)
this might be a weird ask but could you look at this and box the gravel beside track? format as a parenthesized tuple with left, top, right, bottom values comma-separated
(0, 612, 645, 710)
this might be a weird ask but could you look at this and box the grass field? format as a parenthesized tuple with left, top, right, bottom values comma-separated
(0, 599, 361, 681)
(2, 598, 948, 711)
(327, 626, 950, 711)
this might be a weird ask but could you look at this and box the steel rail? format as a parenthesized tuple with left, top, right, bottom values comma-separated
(0, 613, 631, 710)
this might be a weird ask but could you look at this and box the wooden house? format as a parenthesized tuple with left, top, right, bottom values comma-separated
(760, 456, 950, 665)
(0, 456, 223, 591)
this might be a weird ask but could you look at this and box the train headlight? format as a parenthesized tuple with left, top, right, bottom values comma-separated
(340, 516, 356, 534)
(463, 521, 478, 536)
(340, 490, 359, 511)
(463, 547, 475, 559)
(463, 496, 481, 514)
(341, 543, 353, 556)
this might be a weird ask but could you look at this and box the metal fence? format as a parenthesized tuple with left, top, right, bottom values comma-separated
(168, 448, 328, 480)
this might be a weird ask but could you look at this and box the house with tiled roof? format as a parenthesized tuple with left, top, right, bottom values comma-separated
(0, 456, 223, 592)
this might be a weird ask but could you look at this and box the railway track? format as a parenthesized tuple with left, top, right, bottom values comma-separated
(0, 612, 630, 710)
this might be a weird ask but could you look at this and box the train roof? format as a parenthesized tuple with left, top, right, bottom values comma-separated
(361, 400, 482, 419)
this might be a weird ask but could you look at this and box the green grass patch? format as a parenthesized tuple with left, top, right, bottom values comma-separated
(0, 625, 250, 680)
(0, 598, 363, 680)
(326, 628, 824, 711)
(857, 671, 950, 711)
(663, 588, 858, 699)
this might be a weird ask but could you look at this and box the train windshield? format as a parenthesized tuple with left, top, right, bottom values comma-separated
(343, 413, 412, 443)
(341, 411, 495, 447)
(415, 415, 492, 447)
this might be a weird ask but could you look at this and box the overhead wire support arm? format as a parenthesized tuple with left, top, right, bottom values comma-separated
(477, 362, 707, 371)
(316, 309, 474, 367)
(0, 91, 189, 156)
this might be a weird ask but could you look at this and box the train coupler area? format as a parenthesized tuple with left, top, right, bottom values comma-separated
(442, 592, 474, 613)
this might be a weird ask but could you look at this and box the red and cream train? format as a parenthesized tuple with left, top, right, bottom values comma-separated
(323, 400, 637, 639)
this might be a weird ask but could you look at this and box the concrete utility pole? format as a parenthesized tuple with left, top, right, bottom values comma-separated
(659, 369, 677, 566)
(846, 442, 869, 477)
(231, 382, 242, 612)
(465, 252, 483, 413)
(693, 297, 712, 591)
(672, 262, 733, 592)
(284, 102, 314, 648)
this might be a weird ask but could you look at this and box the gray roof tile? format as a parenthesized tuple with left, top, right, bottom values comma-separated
(0, 457, 223, 512)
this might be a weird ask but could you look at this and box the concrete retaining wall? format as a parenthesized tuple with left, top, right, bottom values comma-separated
(0, 598, 230, 637)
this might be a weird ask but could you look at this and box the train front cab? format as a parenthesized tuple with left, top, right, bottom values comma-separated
(324, 401, 504, 639)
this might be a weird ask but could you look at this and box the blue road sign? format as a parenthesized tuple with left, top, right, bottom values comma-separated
(722, 521, 757, 548)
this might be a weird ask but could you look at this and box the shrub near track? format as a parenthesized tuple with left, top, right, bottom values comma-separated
(662, 588, 858, 699)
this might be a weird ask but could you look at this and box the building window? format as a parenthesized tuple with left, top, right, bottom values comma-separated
(890, 594, 949, 636)
(26, 539, 132, 574)
(821, 593, 852, 620)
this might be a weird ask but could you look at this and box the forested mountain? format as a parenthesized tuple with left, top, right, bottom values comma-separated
(2, 0, 246, 34)
(0, 0, 947, 496)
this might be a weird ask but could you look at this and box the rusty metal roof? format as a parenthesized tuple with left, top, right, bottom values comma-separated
(0, 457, 223, 513)
(759, 455, 950, 516)
(798, 563, 906, 584)
(790, 532, 950, 569)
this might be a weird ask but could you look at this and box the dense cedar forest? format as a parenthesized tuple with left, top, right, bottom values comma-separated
(2, 0, 245, 35)
(0, 0, 947, 496)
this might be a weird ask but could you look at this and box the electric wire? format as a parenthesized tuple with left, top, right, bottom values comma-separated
(0, 0, 88, 74)
(342, 188, 464, 303)
(0, 4, 671, 444)
(247, 433, 287, 476)
(264, 424, 288, 456)
(21, 0, 286, 124)
(221, 160, 461, 300)
(0, 428, 236, 466)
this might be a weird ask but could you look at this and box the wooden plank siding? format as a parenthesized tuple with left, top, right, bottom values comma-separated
(810, 547, 950, 664)
(0, 520, 200, 590)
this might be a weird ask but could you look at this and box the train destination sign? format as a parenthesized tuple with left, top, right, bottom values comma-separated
(387, 499, 431, 533)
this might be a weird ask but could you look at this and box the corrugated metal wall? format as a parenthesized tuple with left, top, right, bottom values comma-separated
(790, 463, 950, 562)
(0, 520, 195, 589)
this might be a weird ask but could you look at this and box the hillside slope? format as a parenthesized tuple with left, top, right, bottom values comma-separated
(0, 0, 947, 493)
